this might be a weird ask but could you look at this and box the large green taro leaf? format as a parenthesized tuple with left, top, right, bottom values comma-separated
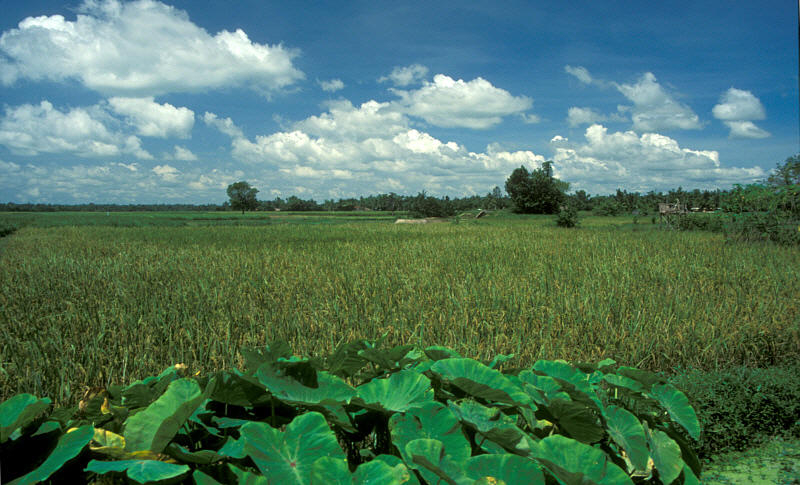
(240, 412, 345, 484)
(355, 369, 434, 413)
(617, 367, 662, 389)
(404, 438, 468, 485)
(309, 457, 351, 484)
(424, 346, 462, 361)
(241, 340, 293, 374)
(516, 371, 571, 404)
(207, 370, 271, 407)
(465, 454, 545, 485)
(390, 402, 471, 468)
(602, 374, 645, 394)
(85, 459, 190, 483)
(358, 344, 419, 370)
(648, 383, 700, 440)
(165, 442, 224, 464)
(227, 464, 269, 484)
(0, 394, 51, 443)
(447, 400, 534, 455)
(681, 464, 701, 485)
(532, 360, 585, 383)
(430, 358, 531, 405)
(326, 340, 370, 378)
(121, 366, 183, 409)
(255, 365, 356, 406)
(217, 435, 247, 459)
(123, 378, 205, 453)
(374, 455, 421, 485)
(544, 398, 605, 444)
(486, 353, 516, 369)
(353, 459, 414, 485)
(310, 456, 415, 485)
(532, 361, 603, 410)
(530, 435, 632, 485)
(10, 425, 93, 484)
(646, 428, 683, 485)
(604, 405, 649, 471)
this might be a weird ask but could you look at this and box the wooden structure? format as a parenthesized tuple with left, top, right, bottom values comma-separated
(658, 199, 688, 228)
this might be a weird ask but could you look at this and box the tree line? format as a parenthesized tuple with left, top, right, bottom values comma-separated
(5, 155, 797, 217)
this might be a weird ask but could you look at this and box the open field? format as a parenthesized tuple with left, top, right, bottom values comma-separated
(1, 211, 798, 405)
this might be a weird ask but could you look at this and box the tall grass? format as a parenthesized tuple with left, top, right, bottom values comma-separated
(1, 215, 797, 404)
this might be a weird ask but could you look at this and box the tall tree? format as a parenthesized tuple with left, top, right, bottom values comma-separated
(766, 154, 800, 186)
(505, 163, 568, 214)
(226, 181, 259, 214)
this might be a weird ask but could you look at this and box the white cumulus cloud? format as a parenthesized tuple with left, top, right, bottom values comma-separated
(0, 0, 303, 96)
(615, 72, 702, 131)
(0, 100, 152, 159)
(295, 100, 408, 140)
(164, 145, 197, 161)
(152, 164, 180, 181)
(202, 112, 245, 139)
(391, 74, 533, 129)
(551, 124, 764, 194)
(567, 107, 604, 127)
(318, 78, 344, 92)
(108, 97, 194, 138)
(722, 120, 770, 139)
(379, 64, 429, 86)
(204, 97, 546, 197)
(0, 160, 241, 203)
(712, 88, 770, 139)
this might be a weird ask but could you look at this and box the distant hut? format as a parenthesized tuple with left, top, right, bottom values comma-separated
(658, 199, 688, 227)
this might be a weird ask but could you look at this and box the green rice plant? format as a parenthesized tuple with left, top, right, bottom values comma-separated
(0, 216, 798, 406)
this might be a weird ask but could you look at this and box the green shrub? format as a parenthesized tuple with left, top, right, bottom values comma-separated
(555, 205, 579, 227)
(676, 213, 725, 232)
(670, 364, 800, 459)
(0, 221, 19, 237)
(593, 199, 624, 216)
(724, 212, 800, 246)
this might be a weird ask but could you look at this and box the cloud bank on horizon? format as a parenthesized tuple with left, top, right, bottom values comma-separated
(0, 0, 796, 204)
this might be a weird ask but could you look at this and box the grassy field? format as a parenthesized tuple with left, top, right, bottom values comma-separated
(1, 211, 798, 405)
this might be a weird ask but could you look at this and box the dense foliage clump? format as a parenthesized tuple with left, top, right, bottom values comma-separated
(670, 364, 800, 459)
(226, 181, 260, 214)
(675, 183, 800, 245)
(409, 191, 456, 218)
(0, 221, 17, 237)
(0, 340, 703, 484)
(555, 204, 579, 228)
(505, 162, 568, 214)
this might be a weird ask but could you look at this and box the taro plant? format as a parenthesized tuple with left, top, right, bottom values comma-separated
(0, 340, 701, 484)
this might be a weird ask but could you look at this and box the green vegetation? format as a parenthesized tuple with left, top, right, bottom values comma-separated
(670, 364, 800, 459)
(226, 181, 260, 214)
(0, 341, 702, 484)
(1, 212, 797, 407)
(505, 162, 568, 214)
(0, 209, 798, 482)
(555, 204, 579, 228)
(702, 437, 800, 485)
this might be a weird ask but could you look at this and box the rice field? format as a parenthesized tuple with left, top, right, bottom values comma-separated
(1, 212, 798, 405)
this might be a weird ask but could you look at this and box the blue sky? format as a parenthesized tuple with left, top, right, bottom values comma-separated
(0, 0, 797, 204)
